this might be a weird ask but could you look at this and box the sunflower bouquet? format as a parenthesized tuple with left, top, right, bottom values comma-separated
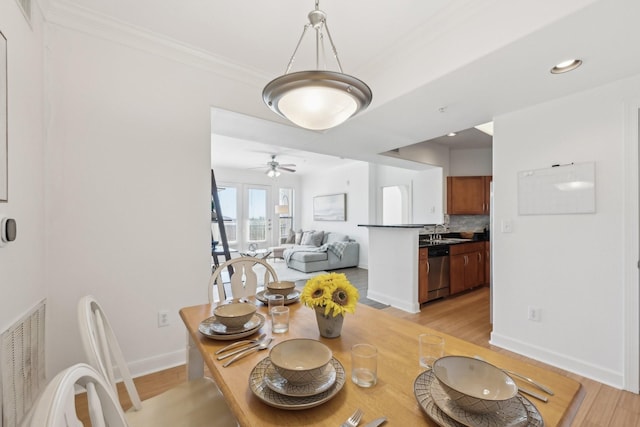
(300, 272, 359, 317)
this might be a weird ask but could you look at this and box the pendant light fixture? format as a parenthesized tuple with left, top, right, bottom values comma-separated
(262, 0, 372, 131)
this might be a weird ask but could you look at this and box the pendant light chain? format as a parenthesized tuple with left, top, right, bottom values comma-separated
(283, 0, 343, 75)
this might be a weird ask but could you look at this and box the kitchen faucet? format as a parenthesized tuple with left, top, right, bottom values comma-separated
(432, 224, 445, 240)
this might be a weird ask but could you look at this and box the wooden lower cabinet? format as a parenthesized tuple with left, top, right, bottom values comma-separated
(419, 248, 429, 303)
(449, 242, 485, 295)
(484, 241, 490, 285)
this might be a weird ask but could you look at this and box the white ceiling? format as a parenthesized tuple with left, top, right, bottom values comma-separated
(52, 0, 640, 173)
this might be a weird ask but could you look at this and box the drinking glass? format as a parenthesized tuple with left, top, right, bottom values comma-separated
(267, 294, 285, 314)
(271, 306, 289, 333)
(419, 334, 444, 369)
(351, 344, 377, 387)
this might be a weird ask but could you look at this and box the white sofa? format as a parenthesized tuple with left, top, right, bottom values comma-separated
(280, 230, 359, 273)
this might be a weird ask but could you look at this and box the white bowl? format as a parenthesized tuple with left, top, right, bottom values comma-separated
(269, 339, 332, 385)
(266, 281, 296, 296)
(213, 302, 257, 329)
(432, 355, 518, 414)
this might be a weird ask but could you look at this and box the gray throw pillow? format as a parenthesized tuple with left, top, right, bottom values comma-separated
(285, 229, 295, 244)
(300, 230, 316, 246)
(294, 229, 304, 245)
(310, 230, 325, 246)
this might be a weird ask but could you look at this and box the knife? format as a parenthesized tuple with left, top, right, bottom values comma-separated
(518, 386, 548, 403)
(362, 417, 387, 427)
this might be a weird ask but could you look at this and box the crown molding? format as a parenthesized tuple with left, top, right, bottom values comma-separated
(41, 0, 270, 88)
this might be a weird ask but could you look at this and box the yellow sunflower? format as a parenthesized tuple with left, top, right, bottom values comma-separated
(301, 273, 359, 316)
(300, 276, 332, 309)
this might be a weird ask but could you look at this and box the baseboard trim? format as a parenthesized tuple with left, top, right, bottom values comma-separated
(127, 349, 186, 379)
(366, 290, 420, 313)
(490, 332, 623, 389)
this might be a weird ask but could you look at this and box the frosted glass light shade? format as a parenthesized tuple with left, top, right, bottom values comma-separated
(263, 70, 372, 131)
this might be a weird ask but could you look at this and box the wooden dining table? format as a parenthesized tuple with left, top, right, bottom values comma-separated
(179, 298, 582, 426)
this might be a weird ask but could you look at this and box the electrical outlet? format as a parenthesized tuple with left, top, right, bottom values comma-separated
(528, 306, 541, 322)
(501, 219, 513, 233)
(158, 311, 170, 327)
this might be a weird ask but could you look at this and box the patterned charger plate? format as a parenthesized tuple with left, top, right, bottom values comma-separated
(198, 313, 265, 341)
(264, 360, 337, 397)
(249, 356, 345, 410)
(255, 289, 301, 305)
(414, 369, 544, 427)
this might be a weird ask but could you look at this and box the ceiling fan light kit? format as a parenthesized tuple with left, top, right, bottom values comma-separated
(262, 1, 372, 131)
(263, 155, 296, 178)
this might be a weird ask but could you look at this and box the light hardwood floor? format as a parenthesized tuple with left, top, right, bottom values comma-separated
(76, 285, 640, 426)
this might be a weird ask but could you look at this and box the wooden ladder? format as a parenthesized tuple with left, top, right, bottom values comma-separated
(211, 169, 232, 270)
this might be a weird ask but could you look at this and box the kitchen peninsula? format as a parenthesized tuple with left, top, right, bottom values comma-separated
(359, 224, 427, 313)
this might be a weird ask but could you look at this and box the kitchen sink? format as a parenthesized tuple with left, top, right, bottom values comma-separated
(430, 238, 473, 244)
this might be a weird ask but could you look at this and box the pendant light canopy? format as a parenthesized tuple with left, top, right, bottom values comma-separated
(262, 1, 372, 131)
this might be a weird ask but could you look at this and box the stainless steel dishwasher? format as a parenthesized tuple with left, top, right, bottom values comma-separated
(426, 245, 450, 301)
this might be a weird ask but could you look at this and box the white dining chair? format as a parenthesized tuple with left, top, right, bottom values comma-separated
(21, 363, 128, 427)
(77, 295, 237, 427)
(209, 256, 279, 303)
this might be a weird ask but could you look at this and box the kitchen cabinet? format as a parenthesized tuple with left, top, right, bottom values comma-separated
(447, 176, 492, 215)
(484, 241, 490, 286)
(418, 248, 429, 303)
(449, 242, 485, 295)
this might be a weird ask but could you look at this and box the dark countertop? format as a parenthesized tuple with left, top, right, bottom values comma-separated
(418, 232, 490, 248)
(358, 224, 431, 228)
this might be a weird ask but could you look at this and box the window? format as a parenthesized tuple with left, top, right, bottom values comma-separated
(277, 188, 294, 243)
(212, 186, 238, 244)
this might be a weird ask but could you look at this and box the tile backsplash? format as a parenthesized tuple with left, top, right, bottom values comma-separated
(447, 215, 490, 232)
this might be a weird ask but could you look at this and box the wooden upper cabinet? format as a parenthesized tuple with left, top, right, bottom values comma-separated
(447, 176, 492, 215)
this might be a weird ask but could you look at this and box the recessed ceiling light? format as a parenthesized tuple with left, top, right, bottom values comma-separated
(550, 59, 582, 74)
(447, 132, 456, 137)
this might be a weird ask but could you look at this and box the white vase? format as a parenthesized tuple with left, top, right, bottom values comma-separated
(314, 307, 344, 338)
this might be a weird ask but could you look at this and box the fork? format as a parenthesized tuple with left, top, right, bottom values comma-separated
(341, 408, 363, 427)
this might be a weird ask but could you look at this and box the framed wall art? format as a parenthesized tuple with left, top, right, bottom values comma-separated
(313, 193, 346, 221)
(0, 31, 6, 202)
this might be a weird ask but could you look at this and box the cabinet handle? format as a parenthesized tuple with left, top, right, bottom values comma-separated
(464, 255, 468, 266)
(427, 261, 430, 274)
(478, 253, 482, 262)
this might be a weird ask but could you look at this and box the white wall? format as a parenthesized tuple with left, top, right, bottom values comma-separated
(491, 74, 640, 388)
(301, 162, 370, 268)
(0, 4, 46, 333)
(450, 147, 492, 176)
(371, 164, 443, 225)
(43, 21, 273, 376)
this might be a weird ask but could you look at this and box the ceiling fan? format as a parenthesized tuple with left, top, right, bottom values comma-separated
(263, 155, 296, 177)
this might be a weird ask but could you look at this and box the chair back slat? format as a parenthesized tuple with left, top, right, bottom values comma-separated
(23, 363, 128, 427)
(78, 296, 143, 412)
(209, 257, 279, 302)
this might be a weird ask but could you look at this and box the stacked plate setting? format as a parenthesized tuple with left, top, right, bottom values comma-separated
(414, 356, 545, 427)
(255, 288, 301, 305)
(249, 339, 346, 410)
(198, 311, 265, 341)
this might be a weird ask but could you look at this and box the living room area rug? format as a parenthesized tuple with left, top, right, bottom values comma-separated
(263, 260, 327, 283)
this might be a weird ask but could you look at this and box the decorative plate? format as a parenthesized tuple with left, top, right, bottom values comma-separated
(255, 289, 301, 305)
(414, 369, 544, 427)
(264, 360, 337, 397)
(249, 357, 345, 410)
(200, 313, 263, 335)
(198, 314, 265, 341)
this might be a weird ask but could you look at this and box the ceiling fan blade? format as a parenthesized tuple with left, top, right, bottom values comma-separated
(279, 167, 296, 173)
(278, 163, 297, 167)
